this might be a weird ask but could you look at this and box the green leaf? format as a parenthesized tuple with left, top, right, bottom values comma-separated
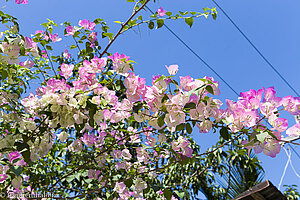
(187, 84, 205, 97)
(14, 142, 30, 162)
(179, 11, 188, 15)
(85, 42, 93, 53)
(205, 85, 214, 95)
(66, 175, 75, 183)
(46, 45, 53, 51)
(184, 102, 196, 110)
(128, 19, 137, 26)
(10, 165, 23, 176)
(212, 13, 217, 20)
(186, 123, 193, 134)
(19, 47, 25, 56)
(70, 45, 77, 49)
(163, 189, 173, 200)
(75, 173, 81, 181)
(114, 21, 123, 24)
(102, 32, 114, 40)
(158, 114, 165, 127)
(124, 179, 133, 187)
(176, 123, 185, 132)
(220, 127, 230, 140)
(156, 19, 164, 29)
(1, 70, 8, 80)
(148, 21, 155, 29)
(185, 17, 194, 28)
(256, 132, 268, 143)
(165, 11, 172, 16)
(175, 191, 185, 199)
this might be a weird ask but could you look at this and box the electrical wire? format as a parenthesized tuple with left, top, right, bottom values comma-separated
(211, 0, 300, 98)
(144, 5, 239, 96)
(283, 146, 300, 179)
(279, 146, 291, 190)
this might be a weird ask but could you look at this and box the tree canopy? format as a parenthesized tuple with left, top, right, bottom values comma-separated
(0, 0, 299, 199)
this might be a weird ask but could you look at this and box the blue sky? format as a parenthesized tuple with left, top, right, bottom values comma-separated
(3, 0, 300, 196)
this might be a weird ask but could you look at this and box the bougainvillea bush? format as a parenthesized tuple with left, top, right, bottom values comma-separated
(0, 0, 300, 199)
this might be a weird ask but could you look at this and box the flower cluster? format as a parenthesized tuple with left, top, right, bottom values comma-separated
(225, 87, 300, 157)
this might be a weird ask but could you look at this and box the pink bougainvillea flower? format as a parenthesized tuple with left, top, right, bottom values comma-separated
(109, 52, 130, 63)
(108, 52, 131, 75)
(68, 139, 83, 152)
(15, 0, 27, 4)
(286, 123, 300, 137)
(24, 37, 37, 49)
(241, 140, 264, 155)
(15, 159, 26, 166)
(114, 182, 127, 194)
(88, 32, 97, 45)
(49, 33, 62, 43)
(65, 26, 75, 36)
(121, 149, 132, 160)
(134, 178, 147, 192)
(0, 174, 8, 183)
(79, 19, 89, 29)
(80, 133, 95, 147)
(59, 63, 74, 79)
(165, 64, 178, 76)
(263, 142, 281, 158)
(41, 50, 48, 58)
(269, 116, 288, 132)
(9, 151, 22, 163)
(19, 59, 34, 68)
(88, 22, 96, 31)
(63, 49, 71, 59)
(157, 7, 167, 17)
(282, 95, 300, 115)
(91, 56, 107, 72)
(79, 19, 96, 31)
(182, 146, 193, 157)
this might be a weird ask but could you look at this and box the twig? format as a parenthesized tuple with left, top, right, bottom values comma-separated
(72, 36, 81, 52)
(41, 45, 57, 76)
(100, 0, 150, 57)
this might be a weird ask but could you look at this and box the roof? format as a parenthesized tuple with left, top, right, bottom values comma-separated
(233, 180, 287, 200)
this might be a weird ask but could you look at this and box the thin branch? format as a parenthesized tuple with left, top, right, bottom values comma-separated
(72, 36, 81, 52)
(280, 139, 300, 146)
(41, 45, 57, 76)
(100, 0, 150, 58)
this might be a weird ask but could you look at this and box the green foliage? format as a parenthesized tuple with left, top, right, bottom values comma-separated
(216, 145, 265, 199)
(284, 185, 300, 200)
(185, 17, 194, 27)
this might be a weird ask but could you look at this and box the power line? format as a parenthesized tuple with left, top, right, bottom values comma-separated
(283, 146, 300, 179)
(279, 146, 291, 190)
(144, 5, 239, 96)
(290, 145, 300, 159)
(211, 0, 300, 98)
